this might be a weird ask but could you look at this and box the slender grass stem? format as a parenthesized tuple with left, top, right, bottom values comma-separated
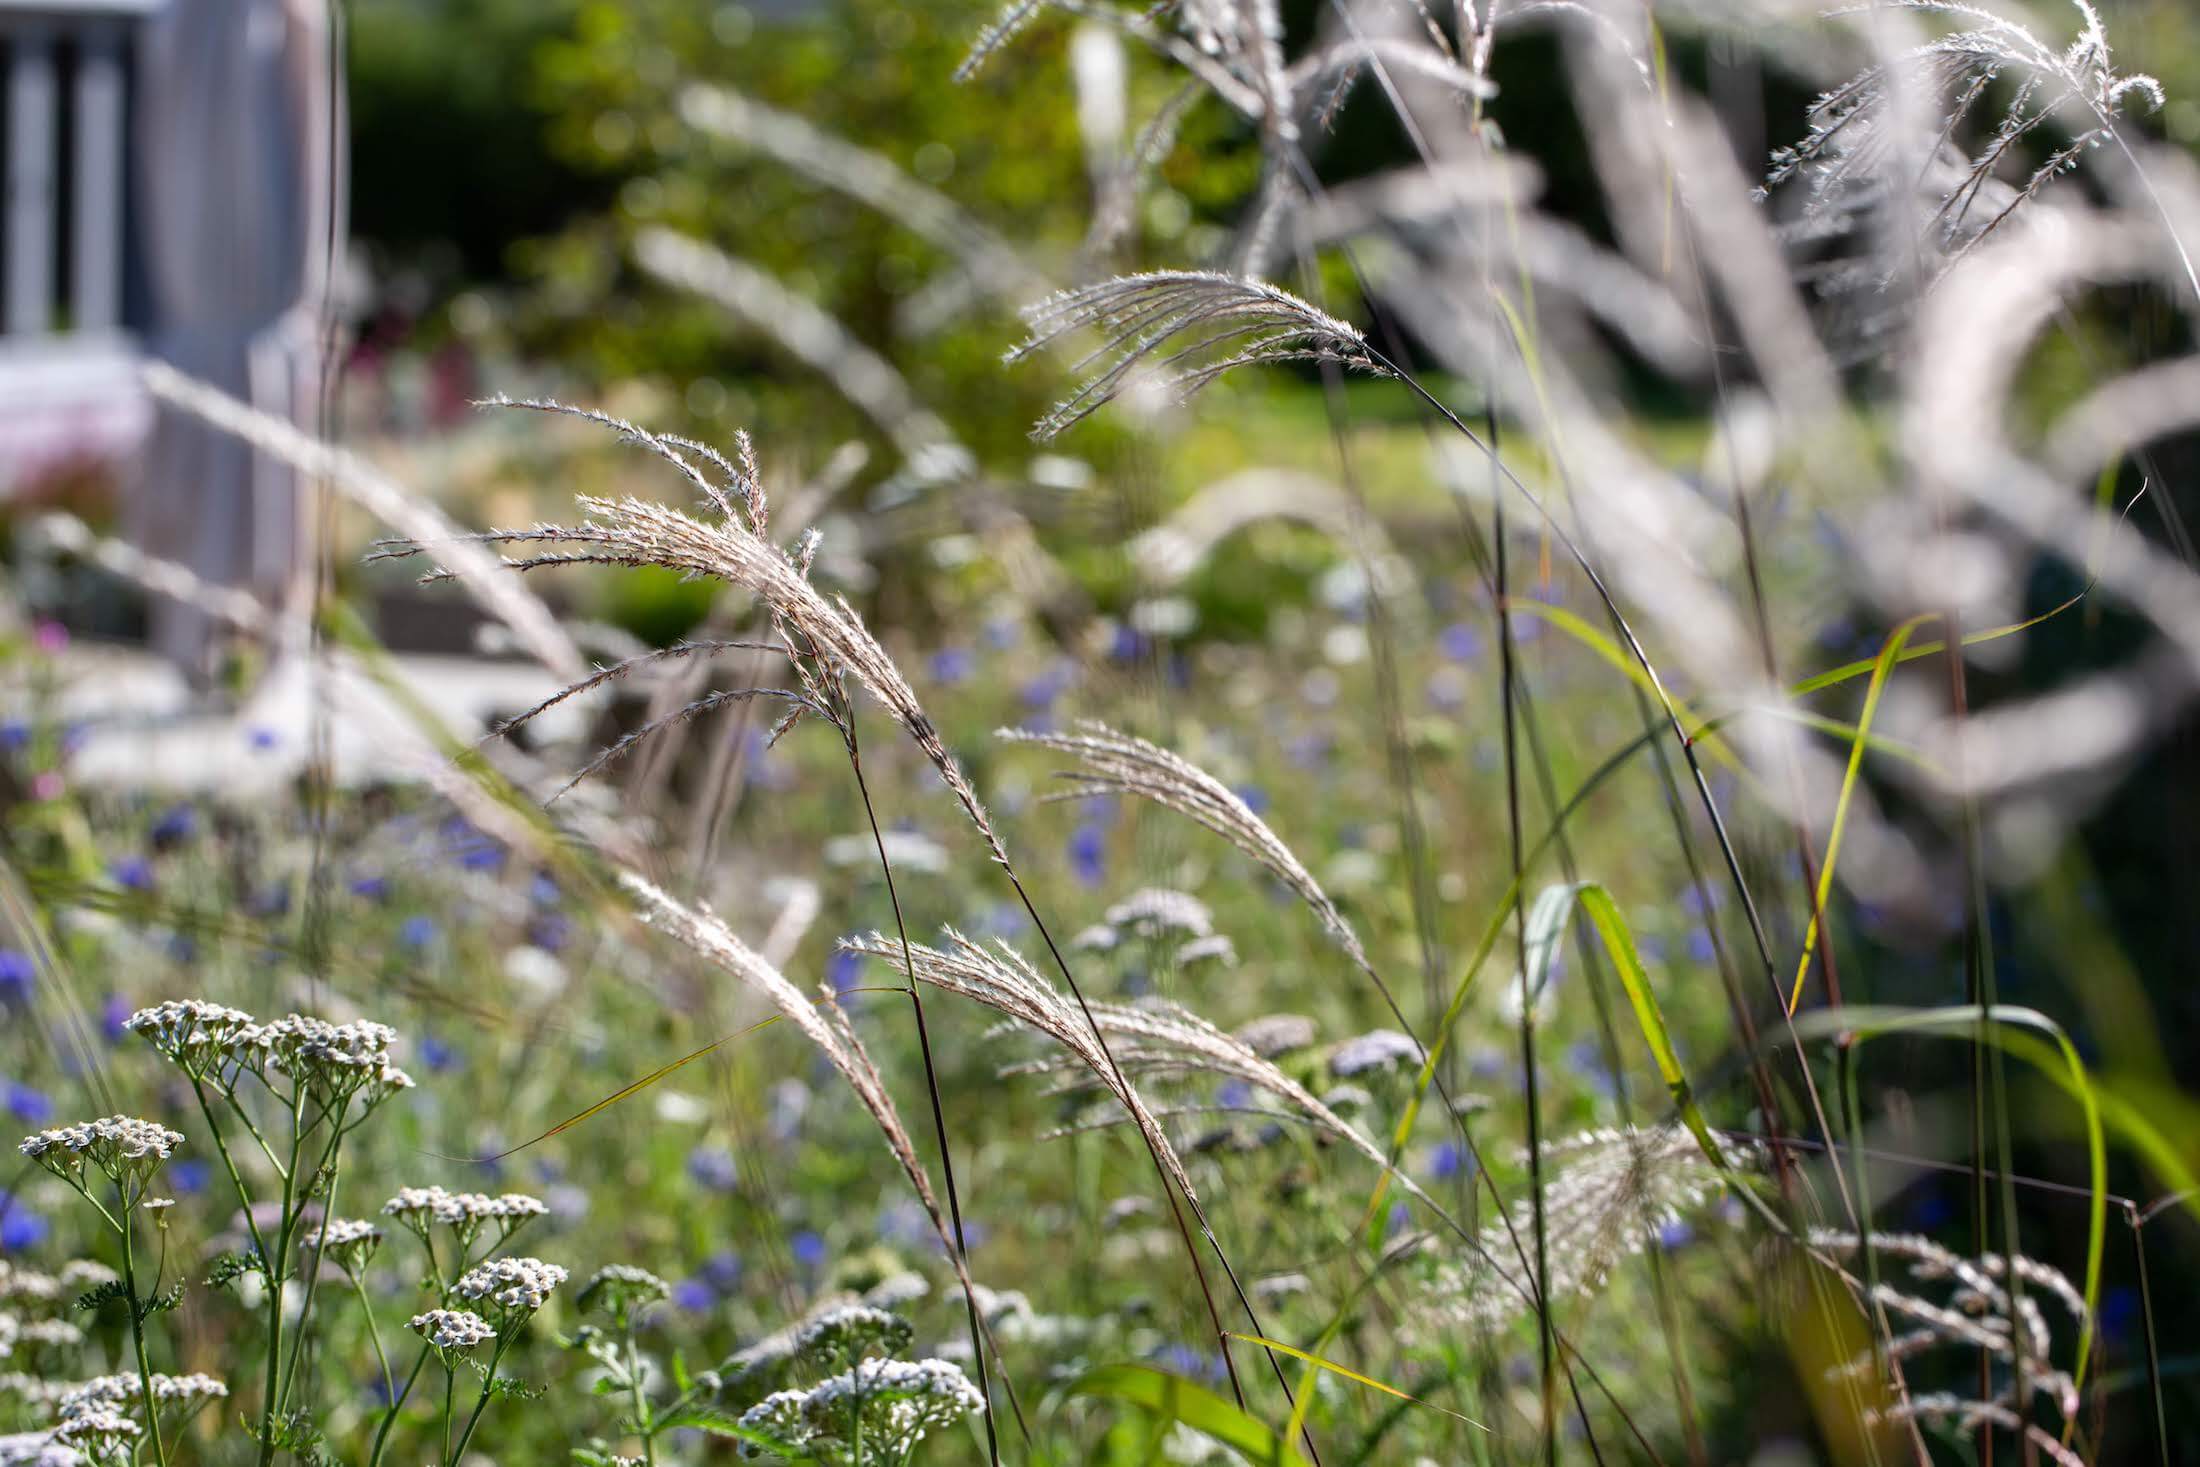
(366, 1343, 432, 1467)
(120, 1207, 170, 1467)
(842, 716, 1004, 1467)
(354, 1273, 395, 1408)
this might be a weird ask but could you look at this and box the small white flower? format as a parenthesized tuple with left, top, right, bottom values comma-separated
(1234, 1014, 1315, 1058)
(579, 1265, 670, 1316)
(1174, 933, 1237, 968)
(794, 1304, 913, 1366)
(408, 1308, 495, 1354)
(453, 1257, 566, 1316)
(0, 1430, 83, 1467)
(20, 1118, 184, 1195)
(314, 1218, 383, 1273)
(1103, 888, 1213, 940)
(124, 1001, 257, 1073)
(861, 1272, 931, 1310)
(1328, 1029, 1420, 1079)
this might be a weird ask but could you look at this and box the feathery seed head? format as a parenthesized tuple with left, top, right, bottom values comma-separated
(1010, 272, 1392, 440)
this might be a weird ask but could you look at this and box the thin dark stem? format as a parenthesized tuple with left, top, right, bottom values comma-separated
(2127, 1205, 2169, 1467)
(994, 869, 1321, 1465)
(1492, 408, 1556, 1466)
(843, 716, 1003, 1467)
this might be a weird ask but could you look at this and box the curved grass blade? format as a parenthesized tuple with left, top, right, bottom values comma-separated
(1574, 884, 1725, 1166)
(1787, 588, 2089, 698)
(1224, 1334, 1484, 1431)
(1064, 1363, 1313, 1467)
(1789, 1003, 2106, 1418)
(1786, 615, 1931, 1016)
(446, 986, 907, 1163)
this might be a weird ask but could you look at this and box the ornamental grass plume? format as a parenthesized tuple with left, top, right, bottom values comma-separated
(372, 405, 1007, 866)
(1435, 1127, 1764, 1331)
(999, 721, 1380, 982)
(1811, 1228, 2087, 1460)
(616, 873, 1002, 1348)
(1008, 271, 1394, 440)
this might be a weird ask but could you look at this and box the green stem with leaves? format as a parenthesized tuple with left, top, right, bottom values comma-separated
(446, 1337, 511, 1465)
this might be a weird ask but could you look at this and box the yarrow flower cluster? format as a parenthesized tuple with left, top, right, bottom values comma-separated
(125, 1001, 415, 1114)
(50, 1408, 134, 1462)
(1327, 1028, 1420, 1079)
(793, 1305, 914, 1368)
(381, 1186, 546, 1255)
(409, 1308, 496, 1355)
(0, 1261, 116, 1311)
(243, 1016, 414, 1104)
(1234, 1013, 1316, 1059)
(735, 1356, 984, 1463)
(122, 1001, 255, 1075)
(453, 1257, 567, 1320)
(1102, 889, 1213, 941)
(19, 1118, 184, 1199)
(577, 1265, 670, 1321)
(312, 1217, 383, 1274)
(0, 1430, 80, 1467)
(57, 1373, 227, 1416)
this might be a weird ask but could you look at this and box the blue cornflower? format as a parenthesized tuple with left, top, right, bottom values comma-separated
(0, 949, 33, 1003)
(687, 1147, 740, 1192)
(1438, 622, 1483, 661)
(789, 1230, 827, 1269)
(701, 1250, 744, 1293)
(398, 915, 439, 949)
(929, 647, 976, 685)
(673, 1277, 716, 1312)
(826, 948, 864, 995)
(6, 1083, 53, 1125)
(1068, 823, 1107, 888)
(0, 1199, 48, 1252)
(111, 857, 154, 892)
(149, 804, 197, 846)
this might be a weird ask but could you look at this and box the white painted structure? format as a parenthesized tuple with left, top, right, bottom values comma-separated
(1, 0, 343, 680)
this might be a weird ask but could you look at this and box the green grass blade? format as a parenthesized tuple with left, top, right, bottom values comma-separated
(1786, 616, 1930, 1015)
(1064, 1364, 1313, 1467)
(1789, 1003, 2106, 1414)
(1225, 1334, 1485, 1431)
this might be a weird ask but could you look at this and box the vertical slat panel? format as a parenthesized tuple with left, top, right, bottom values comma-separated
(5, 26, 57, 335)
(72, 24, 125, 330)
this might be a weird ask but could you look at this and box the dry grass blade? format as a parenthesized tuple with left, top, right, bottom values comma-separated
(1008, 271, 1393, 440)
(373, 400, 1010, 865)
(999, 720, 1373, 977)
(618, 873, 997, 1346)
(635, 229, 974, 482)
(840, 927, 1205, 1210)
(140, 361, 586, 682)
(31, 512, 272, 638)
(678, 84, 1047, 314)
(1436, 1127, 1765, 1330)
